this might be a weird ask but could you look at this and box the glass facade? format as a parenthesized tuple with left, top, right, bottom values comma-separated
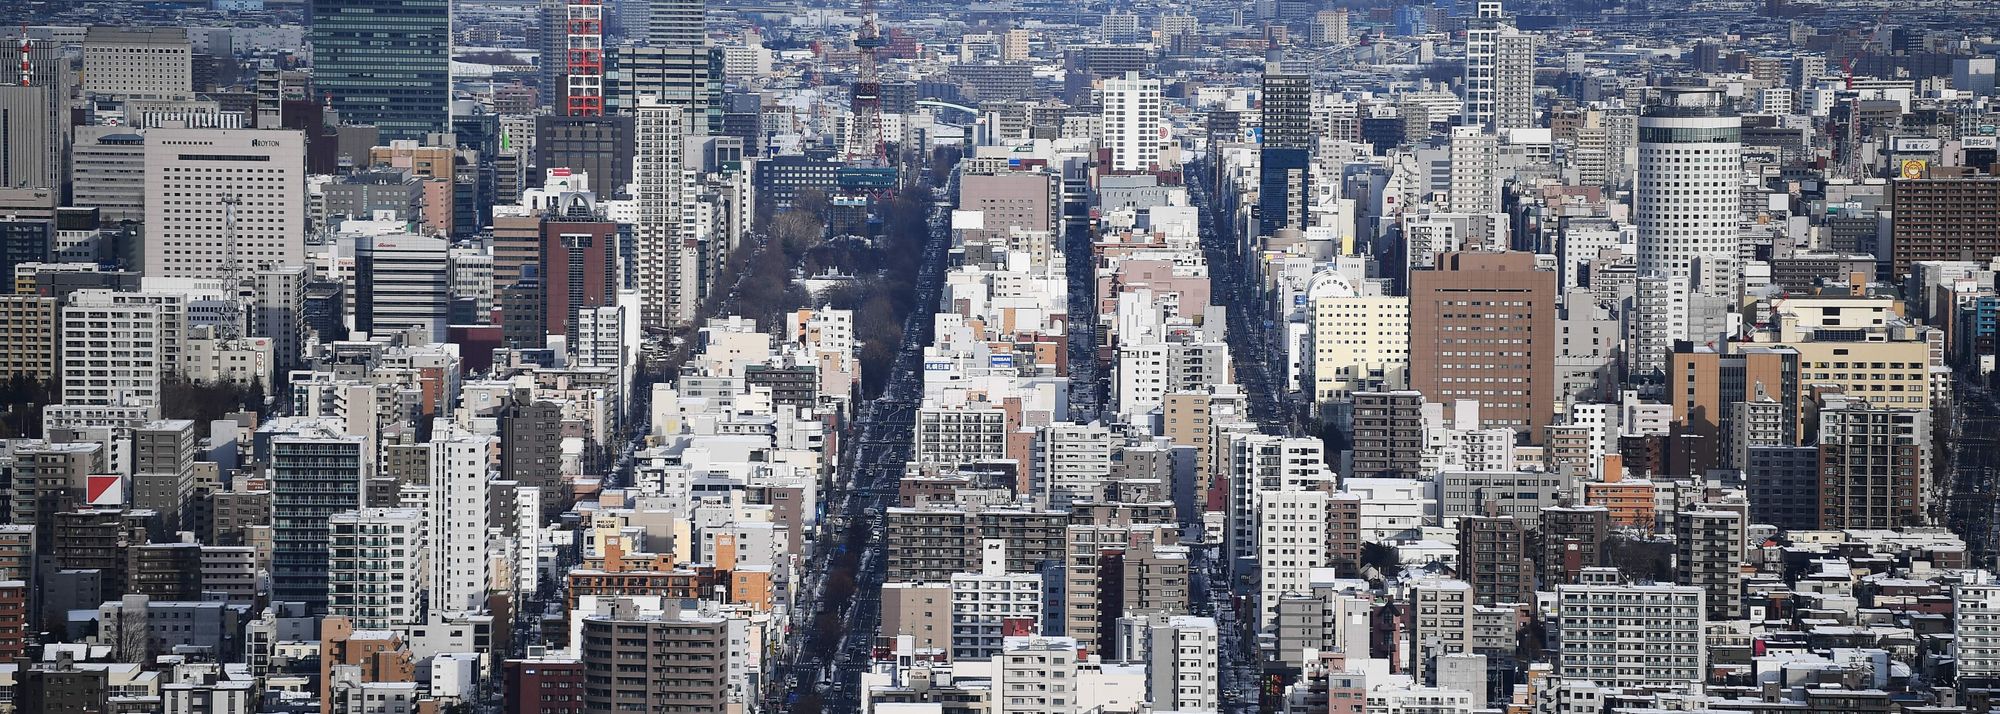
(311, 0, 452, 141)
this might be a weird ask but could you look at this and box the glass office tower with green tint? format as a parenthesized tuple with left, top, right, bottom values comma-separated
(311, 0, 452, 141)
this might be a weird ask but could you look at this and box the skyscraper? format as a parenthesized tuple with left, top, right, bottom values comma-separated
(605, 44, 718, 123)
(0, 35, 69, 193)
(1259, 66, 1312, 236)
(541, 218, 618, 342)
(0, 87, 61, 191)
(634, 100, 694, 332)
(1463, 1, 1533, 131)
(1630, 88, 1740, 380)
(1635, 87, 1741, 298)
(311, 0, 452, 140)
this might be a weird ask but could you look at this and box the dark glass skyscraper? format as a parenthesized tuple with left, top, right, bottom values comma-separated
(311, 0, 452, 141)
(1258, 67, 1313, 237)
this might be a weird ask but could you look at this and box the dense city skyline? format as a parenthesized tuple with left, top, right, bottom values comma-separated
(0, 0, 1998, 713)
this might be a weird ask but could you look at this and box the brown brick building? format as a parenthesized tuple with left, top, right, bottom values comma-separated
(1890, 172, 2000, 277)
(1408, 251, 1557, 440)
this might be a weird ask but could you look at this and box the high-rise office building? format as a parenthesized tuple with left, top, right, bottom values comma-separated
(535, 115, 636, 193)
(539, 0, 567, 105)
(142, 128, 307, 281)
(1409, 251, 1557, 439)
(606, 44, 718, 125)
(311, 0, 453, 140)
(71, 127, 147, 223)
(1101, 72, 1165, 173)
(0, 87, 61, 191)
(81, 27, 192, 96)
(0, 35, 68, 195)
(269, 421, 367, 614)
(0, 219, 49, 289)
(647, 0, 708, 47)
(1259, 66, 1313, 236)
(541, 218, 618, 342)
(354, 234, 451, 343)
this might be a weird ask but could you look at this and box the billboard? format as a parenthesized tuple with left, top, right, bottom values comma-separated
(86, 474, 124, 506)
(1892, 137, 1942, 153)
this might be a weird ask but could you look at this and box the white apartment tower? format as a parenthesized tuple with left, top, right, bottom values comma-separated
(1225, 434, 1331, 581)
(996, 636, 1081, 714)
(1101, 72, 1165, 173)
(1148, 616, 1220, 711)
(1447, 126, 1500, 215)
(1256, 488, 1329, 630)
(143, 128, 307, 281)
(1463, 2, 1533, 131)
(1036, 422, 1114, 507)
(1956, 584, 2000, 683)
(634, 99, 697, 331)
(327, 508, 426, 630)
(61, 291, 172, 406)
(428, 430, 495, 616)
(949, 540, 1044, 661)
(1555, 568, 1706, 688)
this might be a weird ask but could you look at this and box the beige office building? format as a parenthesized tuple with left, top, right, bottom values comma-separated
(143, 128, 307, 280)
